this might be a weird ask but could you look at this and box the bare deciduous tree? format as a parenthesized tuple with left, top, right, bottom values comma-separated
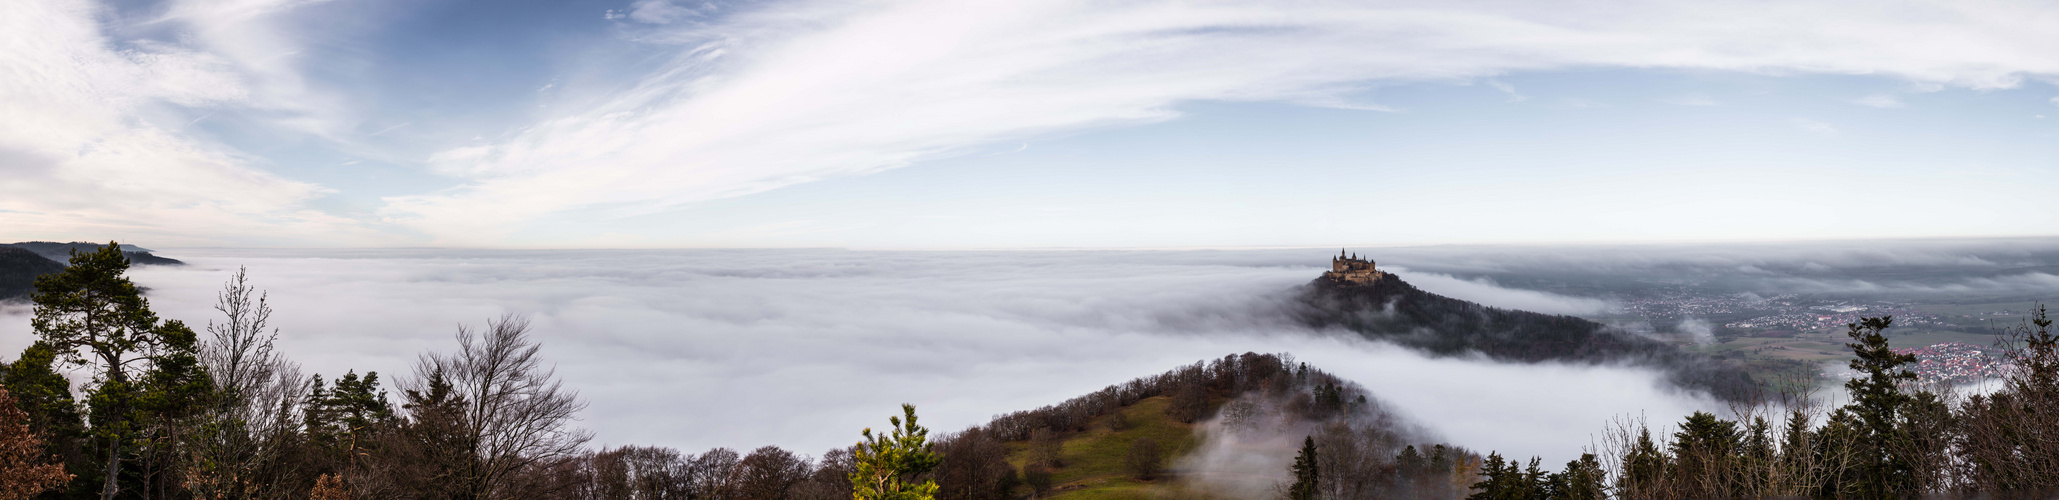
(401, 314, 593, 499)
(190, 267, 310, 499)
(734, 446, 810, 499)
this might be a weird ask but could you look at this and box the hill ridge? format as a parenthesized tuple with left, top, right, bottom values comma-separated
(1291, 270, 1760, 399)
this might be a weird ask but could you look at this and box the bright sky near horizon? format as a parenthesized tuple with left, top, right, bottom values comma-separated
(5, 0, 2058, 248)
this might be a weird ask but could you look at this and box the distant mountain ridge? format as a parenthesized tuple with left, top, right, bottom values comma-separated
(0, 242, 182, 301)
(0, 247, 66, 301)
(1290, 266, 1760, 400)
(4, 241, 184, 266)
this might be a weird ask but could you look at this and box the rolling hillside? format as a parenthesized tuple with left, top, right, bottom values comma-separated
(1290, 271, 1761, 399)
(0, 247, 65, 301)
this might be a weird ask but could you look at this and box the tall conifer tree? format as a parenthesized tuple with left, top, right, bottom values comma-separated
(30, 242, 182, 500)
(1839, 316, 1920, 497)
(1288, 435, 1318, 500)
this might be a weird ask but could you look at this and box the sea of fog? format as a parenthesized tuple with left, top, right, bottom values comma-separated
(8, 246, 1794, 466)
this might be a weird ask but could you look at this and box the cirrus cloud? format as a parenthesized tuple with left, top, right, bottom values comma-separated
(386, 0, 2059, 245)
(0, 0, 380, 247)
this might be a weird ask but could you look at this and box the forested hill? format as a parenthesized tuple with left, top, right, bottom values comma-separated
(0, 242, 182, 301)
(1288, 271, 1759, 399)
(0, 247, 65, 300)
(4, 241, 184, 266)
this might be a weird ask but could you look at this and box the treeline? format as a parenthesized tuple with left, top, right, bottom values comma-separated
(1462, 312, 2059, 499)
(986, 352, 1302, 440)
(1291, 272, 1759, 399)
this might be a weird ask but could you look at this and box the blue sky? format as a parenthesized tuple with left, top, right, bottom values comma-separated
(4, 0, 2057, 248)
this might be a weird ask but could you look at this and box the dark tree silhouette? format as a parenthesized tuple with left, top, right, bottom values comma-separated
(30, 242, 201, 500)
(1289, 435, 1318, 500)
(1123, 438, 1162, 481)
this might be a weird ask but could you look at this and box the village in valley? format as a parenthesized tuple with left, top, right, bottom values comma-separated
(1587, 284, 2024, 386)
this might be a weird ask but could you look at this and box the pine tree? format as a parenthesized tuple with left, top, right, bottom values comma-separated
(29, 242, 181, 500)
(132, 320, 212, 497)
(1669, 411, 1738, 498)
(1838, 316, 1919, 497)
(1546, 453, 1606, 500)
(1288, 435, 1318, 500)
(1466, 452, 1518, 500)
(852, 404, 941, 500)
(1777, 408, 1815, 492)
(306, 370, 392, 460)
(1396, 445, 1425, 489)
(1737, 416, 1773, 495)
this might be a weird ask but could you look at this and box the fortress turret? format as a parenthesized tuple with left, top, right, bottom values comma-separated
(1324, 249, 1384, 284)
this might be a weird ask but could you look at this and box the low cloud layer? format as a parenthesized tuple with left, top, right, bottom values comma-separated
(1370, 238, 2059, 301)
(1390, 268, 1616, 316)
(390, 0, 2059, 245)
(2, 247, 1710, 464)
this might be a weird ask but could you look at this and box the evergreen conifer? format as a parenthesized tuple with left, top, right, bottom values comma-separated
(852, 404, 941, 500)
(1288, 435, 1318, 500)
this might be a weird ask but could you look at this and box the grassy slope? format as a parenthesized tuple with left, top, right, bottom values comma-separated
(1004, 396, 1218, 500)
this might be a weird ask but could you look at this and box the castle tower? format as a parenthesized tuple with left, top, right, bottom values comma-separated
(1322, 249, 1385, 284)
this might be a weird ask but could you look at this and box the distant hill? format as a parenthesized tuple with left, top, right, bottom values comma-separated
(0, 242, 183, 301)
(965, 352, 1475, 499)
(1289, 270, 1761, 400)
(3, 241, 184, 266)
(0, 247, 65, 301)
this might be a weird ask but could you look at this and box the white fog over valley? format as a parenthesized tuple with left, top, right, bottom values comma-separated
(11, 241, 2058, 469)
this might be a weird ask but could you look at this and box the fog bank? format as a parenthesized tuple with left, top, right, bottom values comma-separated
(0, 247, 1710, 465)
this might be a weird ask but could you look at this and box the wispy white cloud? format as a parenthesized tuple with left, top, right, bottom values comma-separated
(1487, 80, 1528, 102)
(389, 0, 2059, 245)
(0, 0, 378, 246)
(1854, 93, 1905, 107)
(625, 0, 703, 24)
(159, 0, 357, 138)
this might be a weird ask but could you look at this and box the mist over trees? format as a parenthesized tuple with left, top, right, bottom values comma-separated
(1291, 271, 1760, 399)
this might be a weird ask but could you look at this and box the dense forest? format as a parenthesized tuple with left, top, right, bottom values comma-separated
(0, 242, 180, 301)
(1289, 272, 1761, 399)
(0, 248, 64, 300)
(5, 243, 2059, 499)
(1459, 310, 2059, 499)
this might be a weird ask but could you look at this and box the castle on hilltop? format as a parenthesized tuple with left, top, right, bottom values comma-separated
(1324, 249, 1385, 284)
